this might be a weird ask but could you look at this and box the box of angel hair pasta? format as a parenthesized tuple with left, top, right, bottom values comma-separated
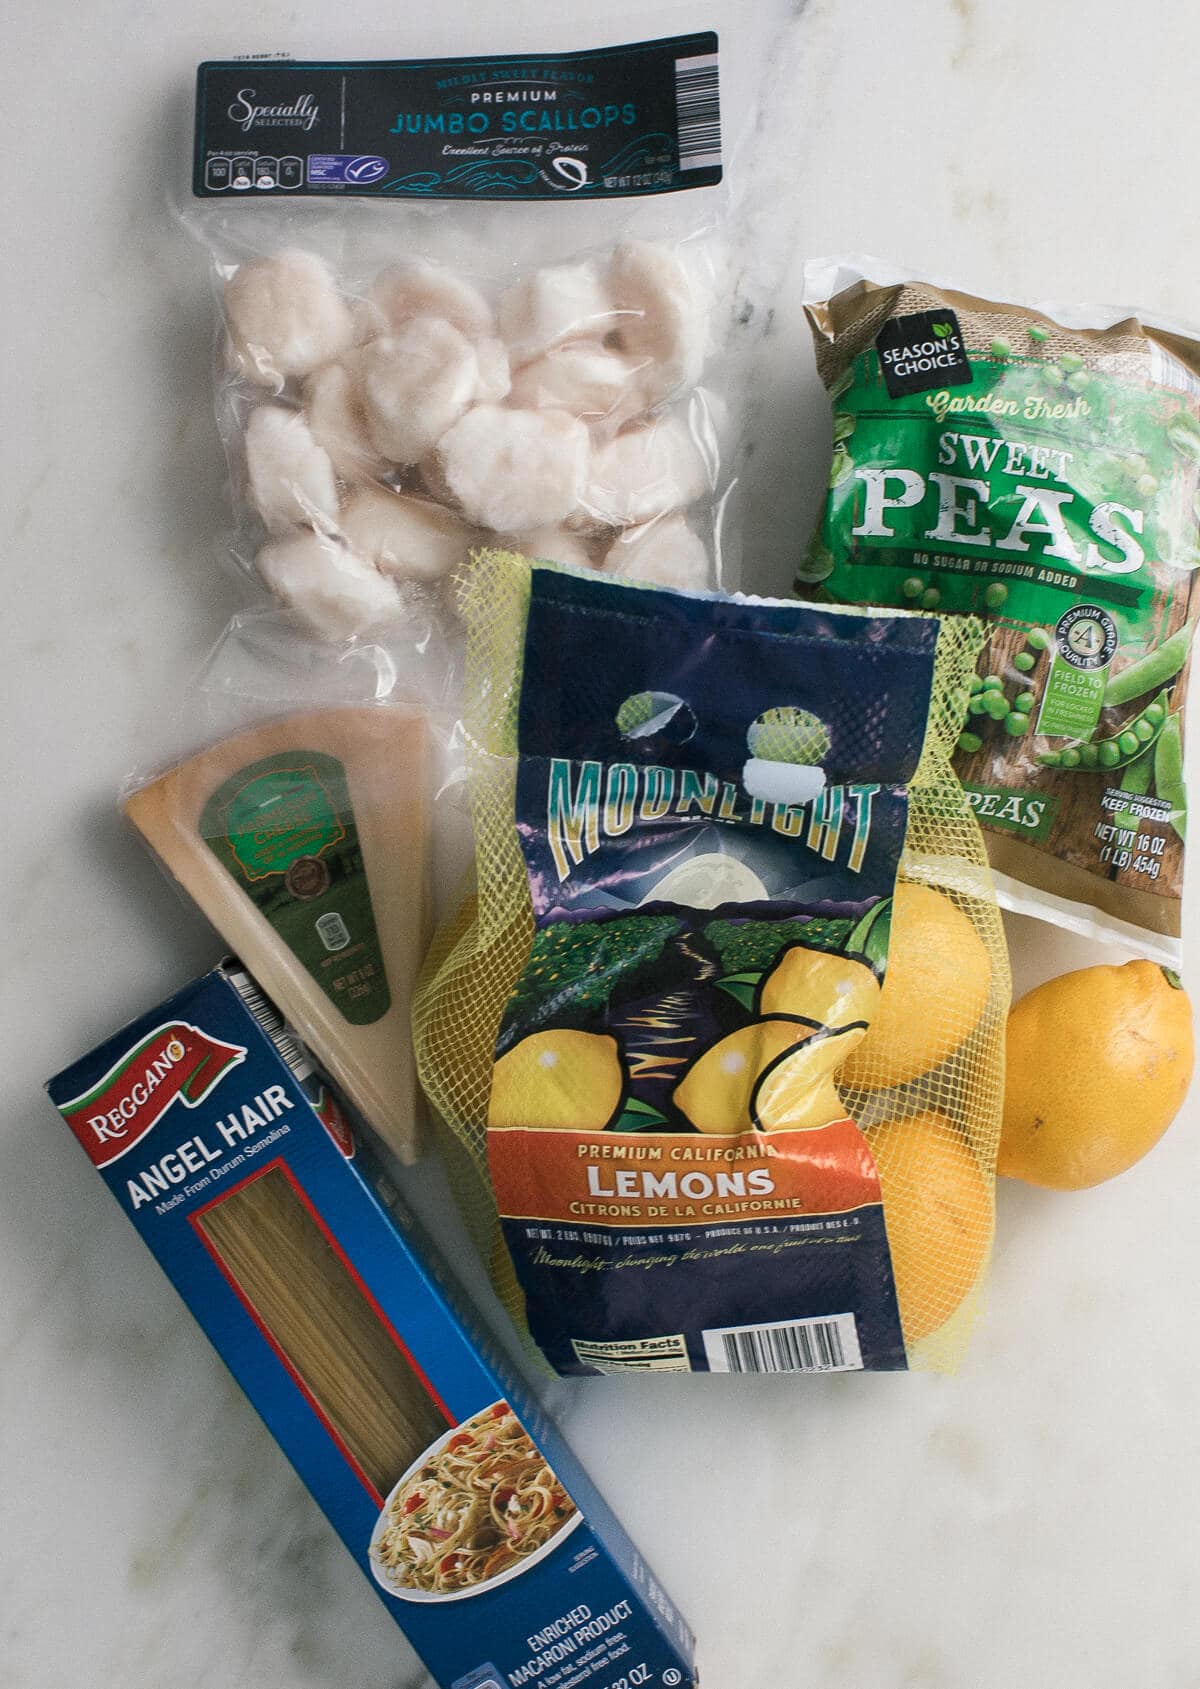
(47, 960, 697, 1689)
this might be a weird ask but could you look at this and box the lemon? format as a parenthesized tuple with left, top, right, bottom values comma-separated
(674, 1019, 812, 1134)
(867, 1110, 993, 1343)
(488, 1029, 623, 1130)
(759, 946, 880, 1029)
(839, 882, 991, 1091)
(998, 960, 1194, 1189)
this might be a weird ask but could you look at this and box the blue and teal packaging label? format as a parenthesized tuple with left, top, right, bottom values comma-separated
(486, 567, 939, 1376)
(47, 961, 696, 1689)
(193, 36, 720, 200)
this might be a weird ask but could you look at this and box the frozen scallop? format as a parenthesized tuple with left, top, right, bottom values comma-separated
(340, 485, 479, 584)
(360, 317, 479, 466)
(436, 405, 590, 533)
(498, 262, 615, 365)
(302, 353, 389, 483)
(349, 295, 386, 346)
(225, 249, 355, 387)
(509, 343, 646, 432)
(600, 514, 711, 592)
(415, 445, 457, 510)
(509, 525, 596, 571)
(371, 259, 495, 340)
(244, 405, 340, 534)
(473, 337, 513, 405)
(608, 241, 707, 401)
(257, 529, 403, 642)
(578, 413, 710, 529)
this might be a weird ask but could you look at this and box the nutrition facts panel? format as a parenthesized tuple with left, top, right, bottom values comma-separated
(203, 154, 305, 191)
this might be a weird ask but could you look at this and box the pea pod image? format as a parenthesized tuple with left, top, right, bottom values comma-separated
(1120, 747, 1155, 797)
(1155, 712, 1187, 841)
(1111, 747, 1155, 835)
(1103, 622, 1192, 707)
(1038, 690, 1170, 772)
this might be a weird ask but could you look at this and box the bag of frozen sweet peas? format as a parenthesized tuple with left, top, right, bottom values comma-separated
(175, 9, 801, 646)
(800, 257, 1200, 966)
(413, 552, 1009, 1375)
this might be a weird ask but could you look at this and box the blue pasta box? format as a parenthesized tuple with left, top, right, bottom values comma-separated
(46, 960, 697, 1689)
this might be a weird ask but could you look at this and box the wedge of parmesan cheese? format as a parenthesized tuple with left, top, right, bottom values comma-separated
(123, 707, 428, 1164)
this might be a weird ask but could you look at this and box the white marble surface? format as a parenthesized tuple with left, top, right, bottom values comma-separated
(4, 2, 1200, 1686)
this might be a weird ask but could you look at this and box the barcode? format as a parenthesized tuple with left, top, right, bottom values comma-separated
(674, 52, 721, 172)
(702, 1312, 863, 1374)
(224, 966, 313, 1082)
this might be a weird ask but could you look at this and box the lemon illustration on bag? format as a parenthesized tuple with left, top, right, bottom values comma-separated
(488, 1030, 624, 1131)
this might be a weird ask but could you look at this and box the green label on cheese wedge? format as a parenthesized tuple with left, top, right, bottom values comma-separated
(201, 751, 391, 1026)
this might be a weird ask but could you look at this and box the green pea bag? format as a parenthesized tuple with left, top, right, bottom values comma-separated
(800, 258, 1200, 965)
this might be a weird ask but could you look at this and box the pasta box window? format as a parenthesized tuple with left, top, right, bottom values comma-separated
(46, 960, 697, 1689)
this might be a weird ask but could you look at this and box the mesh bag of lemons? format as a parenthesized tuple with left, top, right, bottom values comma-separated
(413, 552, 1009, 1375)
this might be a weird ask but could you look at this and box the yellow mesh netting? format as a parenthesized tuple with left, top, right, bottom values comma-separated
(412, 551, 1009, 1373)
(845, 613, 1010, 1372)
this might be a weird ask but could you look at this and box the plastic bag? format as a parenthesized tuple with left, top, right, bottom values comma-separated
(413, 553, 1009, 1374)
(121, 607, 461, 1164)
(176, 11, 801, 642)
(800, 257, 1200, 965)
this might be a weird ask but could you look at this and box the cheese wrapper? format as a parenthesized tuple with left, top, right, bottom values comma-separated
(125, 706, 429, 1163)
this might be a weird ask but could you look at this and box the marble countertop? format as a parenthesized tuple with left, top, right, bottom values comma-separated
(4, 2, 1200, 1685)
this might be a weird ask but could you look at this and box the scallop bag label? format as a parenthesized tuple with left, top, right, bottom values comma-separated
(802, 269, 1200, 963)
(485, 567, 941, 1375)
(193, 36, 720, 200)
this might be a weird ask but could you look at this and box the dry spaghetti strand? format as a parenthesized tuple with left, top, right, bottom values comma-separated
(195, 1167, 449, 1498)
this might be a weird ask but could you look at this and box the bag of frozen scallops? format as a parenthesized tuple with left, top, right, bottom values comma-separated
(800, 258, 1200, 964)
(414, 552, 1008, 1374)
